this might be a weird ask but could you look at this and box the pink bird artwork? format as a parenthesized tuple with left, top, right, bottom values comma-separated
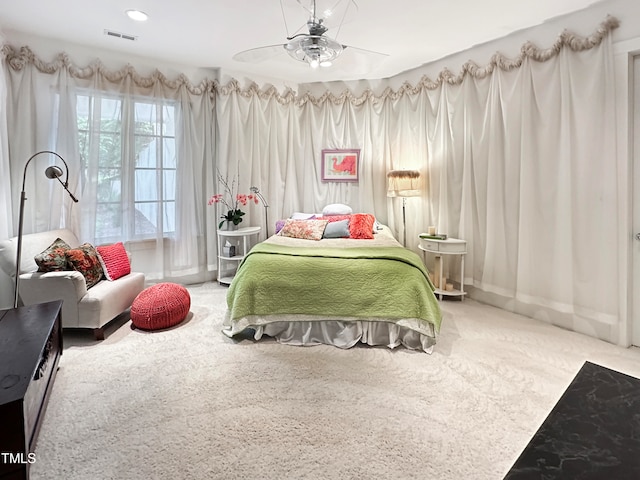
(330, 155, 357, 176)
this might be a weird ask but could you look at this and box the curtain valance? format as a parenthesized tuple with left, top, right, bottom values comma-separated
(2, 15, 618, 106)
(1, 45, 212, 95)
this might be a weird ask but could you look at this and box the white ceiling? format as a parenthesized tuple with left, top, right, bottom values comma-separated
(0, 0, 602, 85)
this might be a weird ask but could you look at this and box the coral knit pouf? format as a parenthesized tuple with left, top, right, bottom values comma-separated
(130, 282, 191, 331)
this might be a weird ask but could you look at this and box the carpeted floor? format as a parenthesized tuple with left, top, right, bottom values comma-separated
(30, 282, 640, 480)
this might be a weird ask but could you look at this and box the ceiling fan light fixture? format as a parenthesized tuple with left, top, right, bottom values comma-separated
(233, 1, 384, 71)
(285, 35, 343, 68)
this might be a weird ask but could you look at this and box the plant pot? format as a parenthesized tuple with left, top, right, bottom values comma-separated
(224, 221, 238, 231)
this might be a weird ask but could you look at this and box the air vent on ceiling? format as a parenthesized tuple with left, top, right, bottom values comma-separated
(104, 29, 138, 41)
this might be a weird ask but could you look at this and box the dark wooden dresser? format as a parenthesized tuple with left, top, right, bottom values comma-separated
(0, 300, 63, 480)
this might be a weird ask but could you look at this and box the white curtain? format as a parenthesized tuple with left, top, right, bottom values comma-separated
(213, 17, 620, 337)
(0, 49, 10, 240)
(431, 37, 619, 330)
(2, 48, 216, 281)
(0, 44, 13, 308)
(2, 54, 77, 236)
(214, 85, 303, 231)
(1, 16, 621, 337)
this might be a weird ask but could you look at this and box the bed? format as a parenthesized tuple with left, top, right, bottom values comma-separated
(222, 215, 442, 353)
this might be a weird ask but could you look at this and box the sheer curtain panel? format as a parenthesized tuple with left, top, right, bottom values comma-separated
(1, 15, 623, 342)
(2, 48, 216, 281)
(212, 17, 621, 341)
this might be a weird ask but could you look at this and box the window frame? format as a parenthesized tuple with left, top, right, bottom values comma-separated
(76, 91, 177, 244)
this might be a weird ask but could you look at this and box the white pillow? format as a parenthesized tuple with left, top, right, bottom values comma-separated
(290, 212, 317, 220)
(322, 203, 352, 216)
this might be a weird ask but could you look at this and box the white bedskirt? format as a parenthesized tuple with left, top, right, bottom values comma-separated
(222, 316, 436, 353)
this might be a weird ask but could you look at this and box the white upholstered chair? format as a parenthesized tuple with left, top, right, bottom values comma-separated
(0, 229, 145, 340)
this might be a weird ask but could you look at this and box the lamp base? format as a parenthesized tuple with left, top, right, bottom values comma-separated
(402, 197, 407, 248)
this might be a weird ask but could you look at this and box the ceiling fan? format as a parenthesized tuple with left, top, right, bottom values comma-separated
(232, 0, 387, 70)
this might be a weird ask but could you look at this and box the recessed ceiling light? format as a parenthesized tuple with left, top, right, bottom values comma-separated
(125, 9, 148, 22)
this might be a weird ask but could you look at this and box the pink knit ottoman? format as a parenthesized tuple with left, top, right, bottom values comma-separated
(130, 283, 190, 331)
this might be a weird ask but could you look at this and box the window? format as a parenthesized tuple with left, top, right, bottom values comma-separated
(77, 94, 176, 243)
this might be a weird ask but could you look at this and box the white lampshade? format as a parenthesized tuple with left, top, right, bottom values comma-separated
(387, 170, 421, 197)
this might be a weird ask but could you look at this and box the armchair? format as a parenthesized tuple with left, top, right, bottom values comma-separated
(0, 229, 145, 340)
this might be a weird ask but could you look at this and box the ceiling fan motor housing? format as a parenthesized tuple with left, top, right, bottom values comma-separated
(285, 34, 343, 66)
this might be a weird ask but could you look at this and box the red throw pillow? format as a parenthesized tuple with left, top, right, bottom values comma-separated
(349, 213, 375, 239)
(96, 242, 131, 281)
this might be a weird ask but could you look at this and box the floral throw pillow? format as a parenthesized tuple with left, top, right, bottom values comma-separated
(279, 219, 329, 241)
(35, 238, 71, 272)
(96, 242, 131, 281)
(66, 243, 104, 289)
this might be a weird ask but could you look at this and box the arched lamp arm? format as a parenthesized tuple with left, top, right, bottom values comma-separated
(250, 186, 270, 238)
(14, 150, 78, 308)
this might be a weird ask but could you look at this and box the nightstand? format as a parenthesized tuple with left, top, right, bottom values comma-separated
(217, 226, 261, 285)
(418, 236, 467, 300)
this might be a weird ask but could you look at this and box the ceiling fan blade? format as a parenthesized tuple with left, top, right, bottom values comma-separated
(343, 44, 388, 59)
(327, 44, 389, 74)
(232, 44, 286, 63)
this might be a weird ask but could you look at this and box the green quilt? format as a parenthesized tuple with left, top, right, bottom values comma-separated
(225, 242, 442, 335)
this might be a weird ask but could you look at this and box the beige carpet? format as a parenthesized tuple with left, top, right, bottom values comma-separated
(31, 282, 640, 480)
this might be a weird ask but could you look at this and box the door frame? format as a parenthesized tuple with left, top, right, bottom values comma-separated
(631, 54, 640, 346)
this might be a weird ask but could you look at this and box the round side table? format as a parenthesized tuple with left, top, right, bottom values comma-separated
(217, 226, 261, 285)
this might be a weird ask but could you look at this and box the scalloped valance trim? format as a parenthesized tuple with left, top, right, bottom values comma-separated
(2, 15, 619, 106)
(213, 15, 619, 107)
(292, 15, 619, 106)
(1, 45, 213, 95)
(215, 80, 299, 105)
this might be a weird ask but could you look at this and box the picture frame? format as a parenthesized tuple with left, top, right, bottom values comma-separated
(321, 149, 360, 183)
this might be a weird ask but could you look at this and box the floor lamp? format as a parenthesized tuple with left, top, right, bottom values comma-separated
(14, 150, 79, 308)
(387, 169, 421, 247)
(250, 186, 269, 239)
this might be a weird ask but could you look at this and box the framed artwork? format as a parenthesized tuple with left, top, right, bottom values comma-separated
(321, 149, 360, 183)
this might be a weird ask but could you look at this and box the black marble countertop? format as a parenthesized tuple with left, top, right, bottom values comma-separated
(504, 361, 640, 479)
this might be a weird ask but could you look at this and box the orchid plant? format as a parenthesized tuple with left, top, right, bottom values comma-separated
(208, 171, 258, 229)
